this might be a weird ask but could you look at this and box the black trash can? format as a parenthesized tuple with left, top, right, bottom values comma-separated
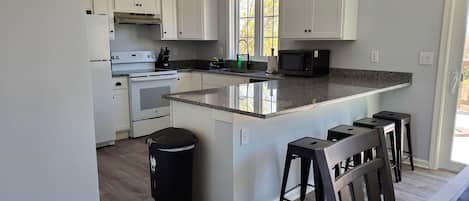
(146, 127, 198, 201)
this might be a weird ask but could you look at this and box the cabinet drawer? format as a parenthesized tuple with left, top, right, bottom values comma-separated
(112, 77, 128, 90)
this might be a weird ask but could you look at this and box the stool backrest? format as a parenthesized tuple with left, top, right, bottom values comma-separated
(314, 129, 395, 201)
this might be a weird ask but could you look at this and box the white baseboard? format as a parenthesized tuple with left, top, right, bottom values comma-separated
(272, 186, 314, 201)
(402, 157, 430, 169)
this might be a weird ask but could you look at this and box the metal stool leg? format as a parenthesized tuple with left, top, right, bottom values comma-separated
(300, 157, 311, 201)
(280, 151, 293, 201)
(396, 124, 403, 182)
(388, 131, 399, 182)
(406, 123, 415, 171)
(313, 162, 324, 201)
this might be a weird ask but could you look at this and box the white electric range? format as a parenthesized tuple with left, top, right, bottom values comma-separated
(111, 51, 177, 138)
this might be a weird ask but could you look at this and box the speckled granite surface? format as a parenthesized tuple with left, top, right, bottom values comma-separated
(165, 69, 412, 119)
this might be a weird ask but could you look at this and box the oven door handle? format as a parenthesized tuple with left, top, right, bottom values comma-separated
(130, 75, 178, 82)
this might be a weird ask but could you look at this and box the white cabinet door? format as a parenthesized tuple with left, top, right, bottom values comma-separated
(177, 0, 203, 39)
(114, 0, 138, 13)
(279, 0, 311, 38)
(175, 72, 203, 92)
(93, 0, 109, 14)
(175, 73, 193, 93)
(279, 0, 357, 40)
(154, 0, 161, 16)
(161, 0, 179, 40)
(202, 73, 250, 89)
(112, 89, 131, 132)
(137, 0, 157, 13)
(83, 0, 93, 12)
(310, 0, 343, 39)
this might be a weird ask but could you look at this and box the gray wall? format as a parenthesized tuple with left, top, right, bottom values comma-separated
(1, 0, 100, 200)
(111, 24, 218, 60)
(279, 0, 444, 161)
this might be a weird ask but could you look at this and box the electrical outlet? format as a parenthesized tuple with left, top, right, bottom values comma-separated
(240, 128, 249, 145)
(172, 48, 178, 57)
(371, 49, 380, 64)
(419, 51, 434, 65)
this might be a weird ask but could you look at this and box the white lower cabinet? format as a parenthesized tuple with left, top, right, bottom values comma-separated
(202, 73, 250, 89)
(112, 77, 131, 133)
(175, 72, 202, 93)
(175, 72, 251, 92)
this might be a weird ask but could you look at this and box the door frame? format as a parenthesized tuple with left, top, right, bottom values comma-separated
(429, 0, 468, 171)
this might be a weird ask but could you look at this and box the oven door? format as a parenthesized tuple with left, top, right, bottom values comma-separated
(129, 75, 177, 121)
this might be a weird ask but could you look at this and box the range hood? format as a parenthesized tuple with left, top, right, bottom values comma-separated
(114, 13, 161, 25)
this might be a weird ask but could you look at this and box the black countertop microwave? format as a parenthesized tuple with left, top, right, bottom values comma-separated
(278, 50, 330, 77)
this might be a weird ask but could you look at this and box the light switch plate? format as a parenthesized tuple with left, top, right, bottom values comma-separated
(420, 51, 434, 65)
(240, 128, 249, 145)
(371, 50, 380, 64)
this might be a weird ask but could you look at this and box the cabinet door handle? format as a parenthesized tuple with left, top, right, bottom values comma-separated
(304, 29, 308, 32)
(179, 32, 182, 34)
(115, 82, 122, 87)
(308, 29, 312, 32)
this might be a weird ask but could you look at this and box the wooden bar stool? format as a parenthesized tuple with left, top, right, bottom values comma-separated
(373, 111, 415, 175)
(353, 117, 400, 182)
(279, 137, 332, 201)
(327, 125, 376, 176)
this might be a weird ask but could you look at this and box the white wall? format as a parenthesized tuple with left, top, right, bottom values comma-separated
(277, 0, 445, 161)
(0, 1, 100, 201)
(111, 24, 206, 60)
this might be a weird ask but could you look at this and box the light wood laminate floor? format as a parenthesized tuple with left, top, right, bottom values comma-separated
(97, 138, 456, 201)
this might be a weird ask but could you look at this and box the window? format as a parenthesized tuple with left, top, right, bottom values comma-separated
(237, 0, 279, 58)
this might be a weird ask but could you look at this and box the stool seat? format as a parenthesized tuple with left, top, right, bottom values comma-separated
(353, 117, 395, 128)
(374, 111, 410, 122)
(327, 125, 375, 141)
(289, 137, 332, 157)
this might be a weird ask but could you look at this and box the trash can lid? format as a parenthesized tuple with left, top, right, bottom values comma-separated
(147, 127, 198, 149)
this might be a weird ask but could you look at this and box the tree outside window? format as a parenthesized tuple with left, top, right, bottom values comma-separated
(237, 0, 279, 57)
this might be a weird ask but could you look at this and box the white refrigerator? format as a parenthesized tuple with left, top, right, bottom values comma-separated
(85, 15, 115, 147)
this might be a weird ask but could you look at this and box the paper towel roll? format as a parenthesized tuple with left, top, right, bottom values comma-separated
(266, 56, 278, 74)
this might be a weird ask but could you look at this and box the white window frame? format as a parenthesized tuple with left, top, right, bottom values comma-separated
(233, 0, 278, 61)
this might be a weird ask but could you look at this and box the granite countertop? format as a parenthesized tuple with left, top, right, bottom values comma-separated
(112, 67, 283, 80)
(164, 69, 412, 119)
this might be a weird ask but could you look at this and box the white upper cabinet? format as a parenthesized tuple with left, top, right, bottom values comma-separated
(114, 0, 160, 15)
(175, 0, 218, 40)
(177, 0, 203, 39)
(138, 0, 158, 14)
(114, 0, 136, 13)
(279, 0, 310, 39)
(161, 0, 178, 40)
(93, 0, 110, 14)
(83, 0, 94, 12)
(279, 0, 358, 40)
